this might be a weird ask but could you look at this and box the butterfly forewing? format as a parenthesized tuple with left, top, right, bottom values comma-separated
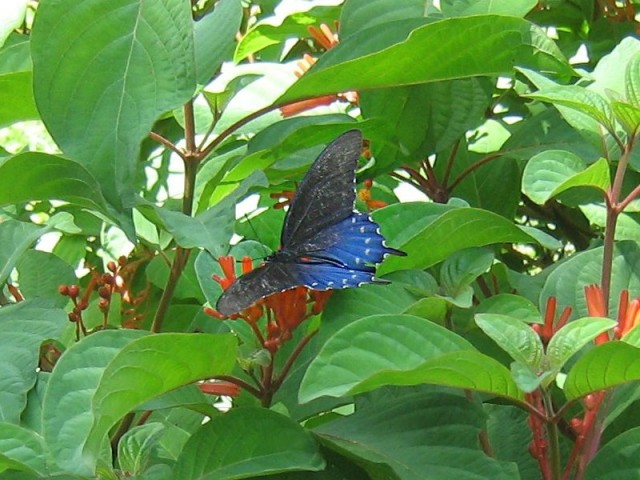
(280, 130, 362, 249)
(216, 263, 301, 316)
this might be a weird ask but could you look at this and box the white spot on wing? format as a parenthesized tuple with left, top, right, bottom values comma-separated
(365, 237, 372, 244)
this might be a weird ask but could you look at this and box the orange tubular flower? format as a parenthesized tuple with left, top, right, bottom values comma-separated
(358, 179, 389, 211)
(531, 296, 572, 345)
(584, 284, 610, 344)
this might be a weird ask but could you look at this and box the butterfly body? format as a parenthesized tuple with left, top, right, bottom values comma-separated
(216, 130, 405, 316)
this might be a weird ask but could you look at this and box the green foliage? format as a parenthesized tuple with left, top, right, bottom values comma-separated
(3, 0, 640, 478)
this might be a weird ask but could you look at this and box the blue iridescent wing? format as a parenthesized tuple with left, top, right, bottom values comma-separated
(281, 130, 362, 249)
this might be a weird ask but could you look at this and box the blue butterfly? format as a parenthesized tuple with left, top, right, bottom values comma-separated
(216, 129, 405, 315)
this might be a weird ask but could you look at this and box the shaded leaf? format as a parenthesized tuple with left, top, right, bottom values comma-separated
(174, 407, 324, 479)
(84, 333, 237, 467)
(314, 392, 519, 480)
(0, 301, 67, 424)
(43, 329, 147, 476)
(0, 423, 47, 476)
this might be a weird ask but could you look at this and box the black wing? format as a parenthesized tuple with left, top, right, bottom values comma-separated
(215, 262, 301, 316)
(280, 130, 362, 249)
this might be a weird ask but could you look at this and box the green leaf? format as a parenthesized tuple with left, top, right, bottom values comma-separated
(43, 329, 147, 476)
(626, 49, 640, 107)
(440, 0, 537, 17)
(522, 151, 610, 205)
(476, 294, 542, 324)
(140, 170, 268, 256)
(0, 219, 49, 286)
(0, 153, 111, 215)
(526, 86, 615, 135)
(299, 314, 473, 403)
(278, 15, 571, 102)
(611, 100, 640, 137)
(194, 0, 242, 84)
(31, 0, 196, 208)
(475, 313, 544, 369)
(440, 247, 494, 296)
(0, 301, 67, 424)
(0, 71, 39, 127)
(586, 426, 640, 479)
(541, 240, 640, 318)
(340, 0, 431, 39)
(174, 408, 324, 479)
(546, 317, 616, 373)
(484, 404, 539, 478)
(314, 392, 519, 480)
(84, 333, 238, 468)
(351, 350, 525, 403)
(118, 423, 166, 476)
(16, 250, 76, 308)
(374, 204, 542, 275)
(564, 342, 640, 400)
(0, 423, 47, 476)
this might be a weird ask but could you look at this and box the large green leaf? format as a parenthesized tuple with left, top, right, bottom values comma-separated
(440, 0, 537, 17)
(564, 342, 640, 400)
(278, 15, 571, 102)
(117, 422, 166, 477)
(0, 153, 110, 215)
(374, 203, 542, 275)
(84, 333, 237, 469)
(31, 0, 196, 209)
(586, 426, 640, 479)
(0, 423, 47, 476)
(339, 0, 432, 39)
(526, 86, 616, 134)
(522, 151, 610, 205)
(174, 407, 324, 479)
(299, 314, 473, 403)
(540, 241, 640, 318)
(0, 301, 67, 424)
(314, 393, 519, 480)
(360, 79, 492, 170)
(43, 329, 147, 475)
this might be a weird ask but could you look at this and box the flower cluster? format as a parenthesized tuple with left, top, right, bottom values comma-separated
(205, 255, 332, 353)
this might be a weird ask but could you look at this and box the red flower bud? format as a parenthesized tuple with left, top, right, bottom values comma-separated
(107, 261, 117, 273)
(102, 273, 114, 285)
(68, 285, 80, 298)
(58, 285, 69, 296)
(98, 286, 111, 299)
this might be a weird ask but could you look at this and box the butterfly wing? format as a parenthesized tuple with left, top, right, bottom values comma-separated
(287, 213, 405, 270)
(280, 130, 362, 248)
(215, 262, 301, 316)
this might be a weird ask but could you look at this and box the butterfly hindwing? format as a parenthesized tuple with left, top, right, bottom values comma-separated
(281, 130, 362, 248)
(289, 213, 403, 270)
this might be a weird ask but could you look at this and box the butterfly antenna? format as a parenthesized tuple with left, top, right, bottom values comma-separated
(242, 213, 270, 261)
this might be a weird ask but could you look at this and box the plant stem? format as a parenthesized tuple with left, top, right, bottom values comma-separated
(273, 330, 318, 390)
(542, 391, 562, 480)
(601, 139, 633, 312)
(151, 100, 199, 333)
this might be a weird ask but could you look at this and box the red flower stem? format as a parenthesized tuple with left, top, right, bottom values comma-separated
(273, 329, 319, 390)
(542, 390, 562, 480)
(601, 138, 634, 312)
(260, 356, 275, 407)
(249, 320, 265, 346)
(215, 375, 262, 398)
(441, 139, 460, 187)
